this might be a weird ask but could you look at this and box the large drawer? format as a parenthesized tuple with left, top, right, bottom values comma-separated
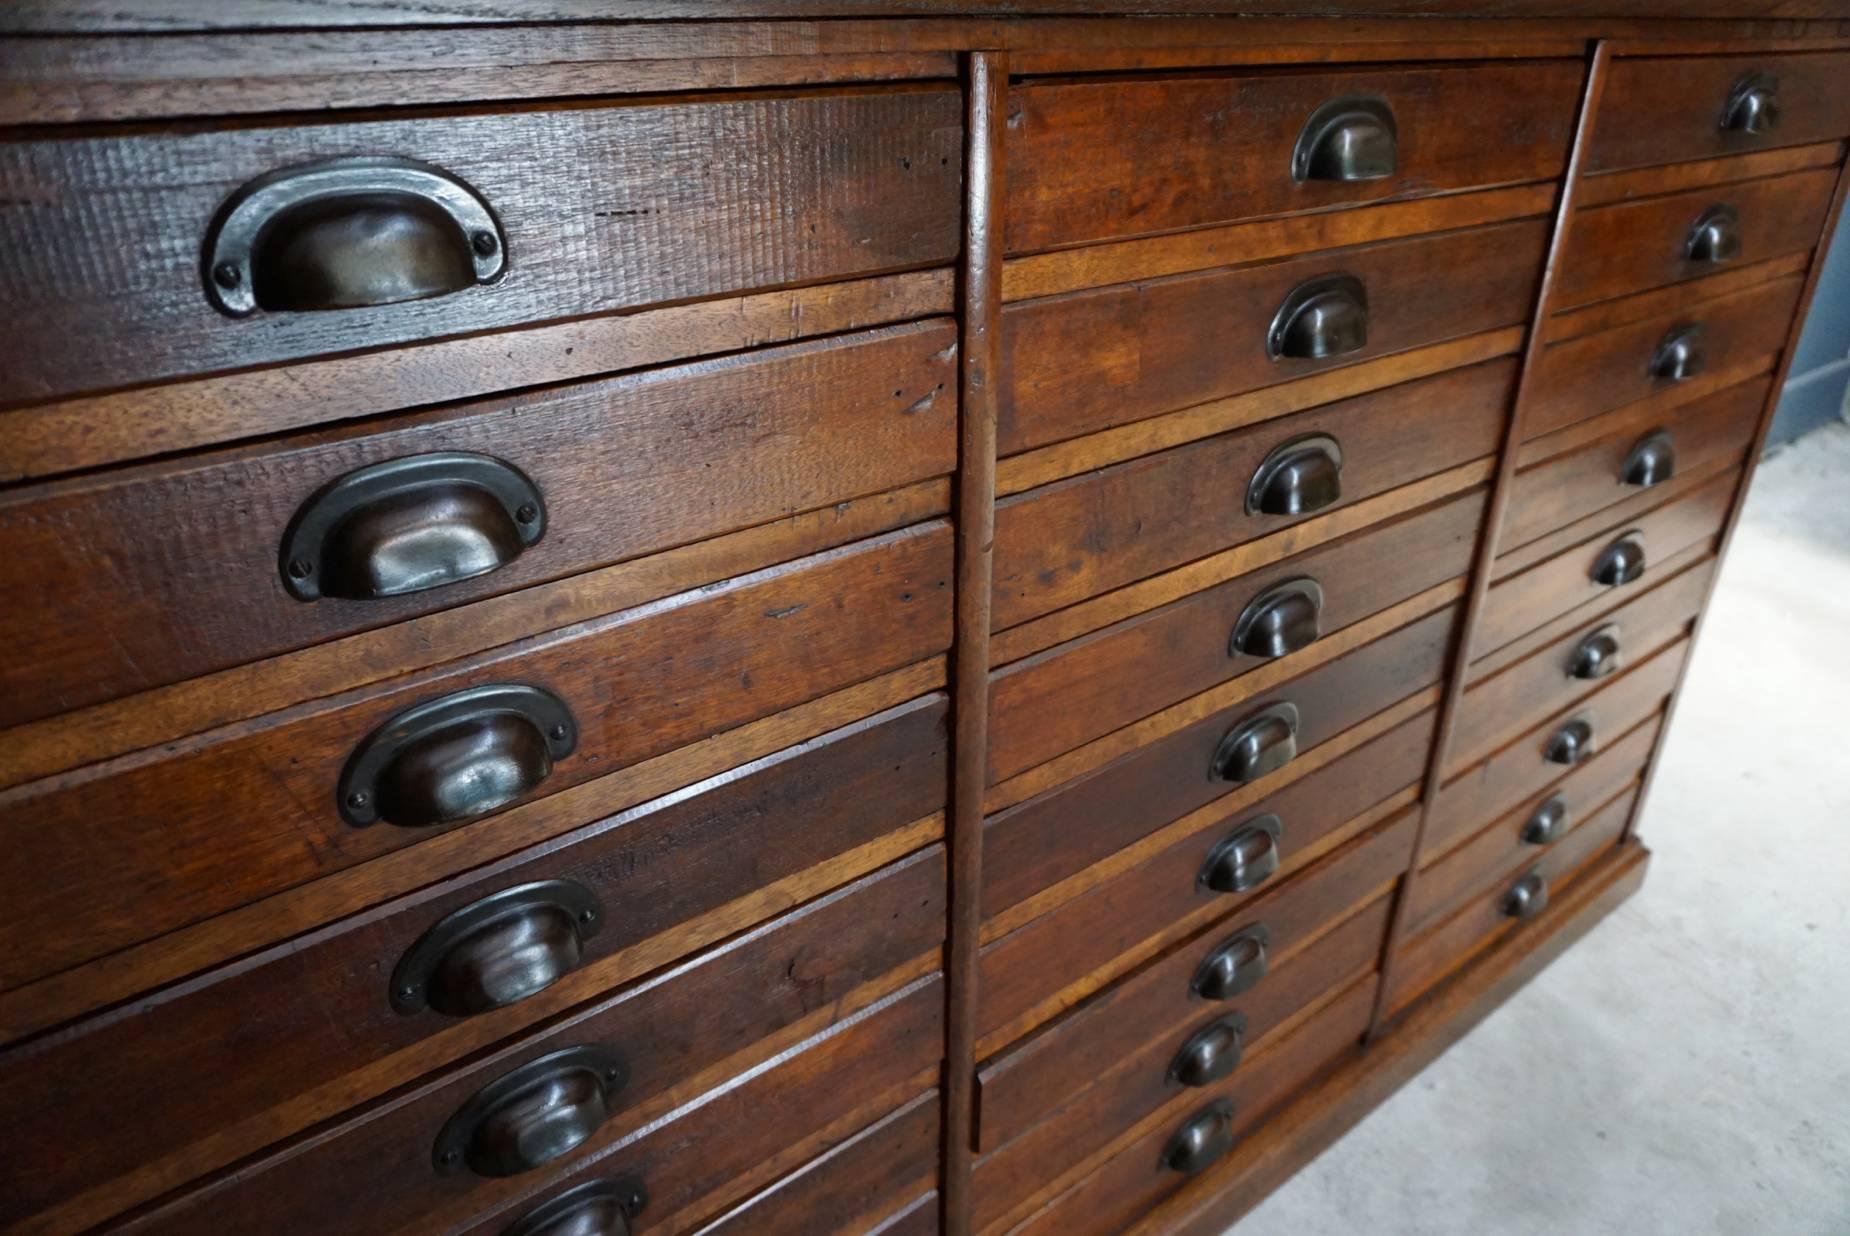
(0, 526, 952, 991)
(0, 89, 963, 403)
(990, 489, 1482, 782)
(1588, 52, 1850, 174)
(1003, 61, 1582, 252)
(0, 321, 957, 728)
(993, 360, 1509, 626)
(999, 225, 1543, 454)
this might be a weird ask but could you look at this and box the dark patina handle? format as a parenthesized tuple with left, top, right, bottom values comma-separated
(1199, 815, 1284, 895)
(1650, 324, 1707, 382)
(1568, 625, 1622, 681)
(392, 879, 602, 1016)
(1545, 717, 1595, 766)
(1292, 97, 1398, 182)
(1521, 796, 1570, 846)
(1502, 871, 1550, 922)
(1246, 435, 1344, 517)
(1590, 534, 1647, 588)
(280, 451, 546, 602)
(434, 1045, 627, 1178)
(1721, 71, 1781, 135)
(1685, 204, 1742, 264)
(204, 155, 506, 317)
(501, 1178, 649, 1236)
(1210, 702, 1300, 784)
(1192, 924, 1271, 1002)
(1169, 1013, 1249, 1088)
(339, 683, 576, 828)
(1622, 431, 1676, 488)
(1230, 578, 1325, 658)
(1162, 1100, 1237, 1175)
(1268, 276, 1369, 361)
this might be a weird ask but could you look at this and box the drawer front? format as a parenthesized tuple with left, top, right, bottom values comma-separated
(1476, 469, 1735, 657)
(1004, 61, 1582, 253)
(977, 887, 1391, 1154)
(1556, 167, 1836, 310)
(1525, 274, 1801, 441)
(990, 489, 1483, 782)
(1588, 52, 1850, 175)
(1447, 561, 1708, 774)
(999, 224, 1543, 455)
(984, 609, 1450, 919)
(0, 815, 946, 1235)
(0, 89, 962, 403)
(0, 322, 957, 728)
(1503, 375, 1767, 551)
(994, 360, 1510, 627)
(133, 972, 946, 1236)
(0, 527, 951, 990)
(1432, 639, 1688, 856)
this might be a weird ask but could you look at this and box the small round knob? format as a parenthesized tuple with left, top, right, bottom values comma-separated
(1210, 703, 1300, 785)
(1544, 718, 1594, 766)
(434, 1046, 627, 1179)
(1590, 535, 1646, 588)
(1721, 71, 1781, 135)
(1502, 872, 1550, 922)
(1199, 816, 1284, 895)
(1568, 626, 1622, 681)
(1685, 204, 1742, 264)
(1650, 325, 1706, 383)
(1169, 1014, 1248, 1088)
(1191, 925, 1270, 1002)
(1521, 796, 1569, 846)
(1268, 277, 1368, 361)
(501, 1178, 648, 1236)
(1163, 1100, 1236, 1175)
(1622, 431, 1676, 488)
(1230, 578, 1324, 659)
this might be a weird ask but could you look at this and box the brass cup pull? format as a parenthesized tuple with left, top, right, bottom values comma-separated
(1502, 871, 1550, 922)
(1268, 275, 1369, 361)
(1686, 204, 1743, 264)
(1650, 324, 1707, 382)
(1622, 431, 1676, 489)
(1162, 1100, 1236, 1175)
(434, 1046, 627, 1179)
(1568, 625, 1622, 681)
(1230, 578, 1324, 659)
(392, 880, 602, 1016)
(339, 683, 576, 828)
(502, 1178, 649, 1236)
(1192, 924, 1271, 1002)
(204, 155, 506, 317)
(281, 451, 546, 602)
(1545, 718, 1595, 766)
(1199, 816, 1284, 895)
(1591, 534, 1647, 588)
(1246, 435, 1344, 517)
(1721, 71, 1781, 134)
(1169, 1014, 1248, 1089)
(1522, 796, 1570, 846)
(1210, 702, 1300, 785)
(1292, 97, 1398, 182)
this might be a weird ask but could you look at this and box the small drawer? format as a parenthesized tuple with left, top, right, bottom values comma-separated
(1000, 225, 1543, 455)
(0, 321, 957, 729)
(1433, 639, 1688, 854)
(0, 526, 952, 991)
(989, 489, 1484, 782)
(994, 360, 1510, 626)
(983, 611, 1449, 920)
(1475, 469, 1735, 658)
(1004, 61, 1582, 253)
(114, 941, 946, 1236)
(1446, 561, 1708, 774)
(1556, 166, 1836, 310)
(1525, 273, 1801, 441)
(0, 89, 962, 403)
(1588, 52, 1850, 175)
(1503, 374, 1766, 552)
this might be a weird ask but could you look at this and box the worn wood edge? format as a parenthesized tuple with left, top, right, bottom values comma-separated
(1543, 255, 1813, 342)
(1128, 838, 1651, 1236)
(995, 331, 1519, 498)
(1574, 139, 1844, 206)
(1000, 184, 1558, 301)
(1513, 358, 1775, 469)
(1364, 41, 1609, 1039)
(1499, 451, 1747, 575)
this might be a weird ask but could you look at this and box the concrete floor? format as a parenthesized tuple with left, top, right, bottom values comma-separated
(1236, 424, 1850, 1236)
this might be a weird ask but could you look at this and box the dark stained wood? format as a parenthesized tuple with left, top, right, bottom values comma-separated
(1587, 50, 1850, 174)
(0, 89, 963, 404)
(1002, 60, 1582, 253)
(0, 526, 953, 991)
(1576, 140, 1843, 206)
(0, 711, 946, 1233)
(998, 222, 1547, 455)
(988, 490, 1482, 782)
(993, 361, 1512, 627)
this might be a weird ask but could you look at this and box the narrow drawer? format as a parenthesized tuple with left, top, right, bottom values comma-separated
(0, 321, 957, 728)
(1447, 561, 1708, 774)
(1476, 469, 1735, 657)
(993, 360, 1510, 626)
(999, 225, 1543, 454)
(1503, 375, 1766, 551)
(990, 489, 1483, 782)
(132, 970, 945, 1236)
(1525, 274, 1801, 441)
(0, 89, 962, 403)
(983, 610, 1449, 919)
(1432, 639, 1688, 855)
(0, 526, 952, 991)
(1556, 167, 1836, 309)
(0, 801, 946, 1235)
(1588, 52, 1850, 174)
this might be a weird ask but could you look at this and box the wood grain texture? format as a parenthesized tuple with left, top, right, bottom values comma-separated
(1575, 139, 1843, 206)
(1544, 251, 1806, 343)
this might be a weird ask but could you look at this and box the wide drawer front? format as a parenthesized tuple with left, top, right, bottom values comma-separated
(1003, 60, 1582, 252)
(0, 321, 957, 729)
(0, 88, 963, 403)
(999, 224, 1543, 455)
(1588, 52, 1850, 174)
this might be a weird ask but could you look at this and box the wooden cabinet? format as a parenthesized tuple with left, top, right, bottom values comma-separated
(0, 11, 1839, 1236)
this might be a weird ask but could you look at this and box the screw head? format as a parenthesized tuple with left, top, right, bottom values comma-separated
(439, 1149, 460, 1166)
(515, 502, 540, 524)
(399, 983, 417, 999)
(549, 723, 569, 742)
(287, 557, 315, 580)
(213, 261, 242, 289)
(578, 908, 595, 924)
(346, 790, 370, 810)
(471, 229, 499, 257)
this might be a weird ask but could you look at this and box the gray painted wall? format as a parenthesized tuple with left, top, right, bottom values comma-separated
(1768, 206, 1850, 445)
